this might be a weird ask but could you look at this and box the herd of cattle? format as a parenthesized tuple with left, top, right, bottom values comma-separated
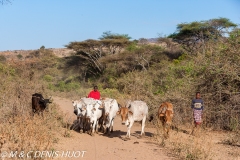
(31, 93, 174, 138)
(71, 97, 174, 138)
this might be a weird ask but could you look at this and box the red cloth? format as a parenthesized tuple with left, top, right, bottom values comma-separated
(88, 90, 100, 100)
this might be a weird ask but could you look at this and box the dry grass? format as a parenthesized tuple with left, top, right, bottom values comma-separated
(222, 131, 240, 147)
(152, 120, 240, 160)
(0, 60, 73, 159)
(0, 102, 67, 158)
(153, 120, 213, 160)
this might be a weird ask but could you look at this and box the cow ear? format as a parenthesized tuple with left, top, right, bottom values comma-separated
(116, 110, 120, 115)
(118, 103, 122, 108)
(128, 111, 133, 115)
(159, 113, 165, 117)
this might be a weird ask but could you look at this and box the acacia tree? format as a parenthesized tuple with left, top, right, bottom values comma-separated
(66, 32, 132, 77)
(99, 31, 131, 40)
(138, 38, 148, 45)
(169, 18, 237, 53)
(99, 31, 131, 54)
(101, 39, 130, 54)
(65, 39, 104, 75)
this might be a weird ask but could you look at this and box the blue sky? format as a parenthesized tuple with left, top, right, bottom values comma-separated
(0, 0, 239, 51)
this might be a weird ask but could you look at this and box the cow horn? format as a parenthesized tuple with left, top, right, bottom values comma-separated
(111, 99, 115, 103)
(118, 103, 122, 109)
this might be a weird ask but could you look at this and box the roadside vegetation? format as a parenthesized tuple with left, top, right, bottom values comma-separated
(0, 18, 239, 159)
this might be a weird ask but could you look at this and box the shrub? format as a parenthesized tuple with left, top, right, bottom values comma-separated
(0, 55, 6, 62)
(17, 54, 23, 59)
(43, 75, 53, 82)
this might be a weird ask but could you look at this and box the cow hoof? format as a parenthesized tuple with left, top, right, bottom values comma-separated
(80, 130, 83, 134)
(141, 133, 145, 137)
(91, 133, 95, 136)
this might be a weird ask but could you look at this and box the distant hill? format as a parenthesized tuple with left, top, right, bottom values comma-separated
(147, 38, 158, 43)
(0, 48, 75, 60)
(0, 39, 162, 61)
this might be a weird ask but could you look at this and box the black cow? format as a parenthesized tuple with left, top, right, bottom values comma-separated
(32, 93, 52, 115)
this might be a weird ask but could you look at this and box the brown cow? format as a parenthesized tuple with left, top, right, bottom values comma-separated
(32, 93, 52, 115)
(158, 102, 174, 137)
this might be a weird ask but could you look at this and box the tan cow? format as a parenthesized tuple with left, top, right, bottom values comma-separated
(158, 102, 173, 137)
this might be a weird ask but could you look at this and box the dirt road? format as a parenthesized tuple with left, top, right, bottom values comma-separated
(53, 97, 176, 160)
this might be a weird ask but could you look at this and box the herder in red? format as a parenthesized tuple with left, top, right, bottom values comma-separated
(88, 86, 101, 100)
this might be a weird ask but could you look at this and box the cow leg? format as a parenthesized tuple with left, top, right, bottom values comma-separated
(110, 118, 114, 133)
(106, 118, 114, 135)
(91, 119, 97, 136)
(83, 117, 88, 133)
(32, 109, 36, 117)
(165, 124, 171, 138)
(107, 119, 111, 136)
(95, 120, 99, 134)
(126, 120, 134, 139)
(163, 123, 168, 138)
(166, 125, 169, 135)
(79, 118, 83, 133)
(41, 111, 45, 119)
(99, 118, 105, 133)
(140, 116, 146, 137)
(84, 119, 90, 133)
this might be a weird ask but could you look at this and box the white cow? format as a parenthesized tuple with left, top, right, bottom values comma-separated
(86, 99, 103, 136)
(72, 97, 94, 116)
(117, 100, 148, 139)
(102, 98, 119, 135)
(72, 98, 94, 133)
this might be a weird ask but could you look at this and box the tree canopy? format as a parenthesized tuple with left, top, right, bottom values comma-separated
(99, 31, 131, 40)
(65, 32, 132, 76)
(169, 18, 237, 53)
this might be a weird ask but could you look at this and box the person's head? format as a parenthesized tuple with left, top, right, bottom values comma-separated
(196, 92, 201, 99)
(93, 86, 98, 91)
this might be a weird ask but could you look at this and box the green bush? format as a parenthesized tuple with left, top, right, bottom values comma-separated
(43, 75, 53, 82)
(49, 81, 81, 92)
(17, 54, 23, 59)
(100, 88, 121, 99)
(0, 63, 15, 75)
(0, 55, 6, 62)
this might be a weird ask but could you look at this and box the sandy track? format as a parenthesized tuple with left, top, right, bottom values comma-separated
(53, 97, 176, 160)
